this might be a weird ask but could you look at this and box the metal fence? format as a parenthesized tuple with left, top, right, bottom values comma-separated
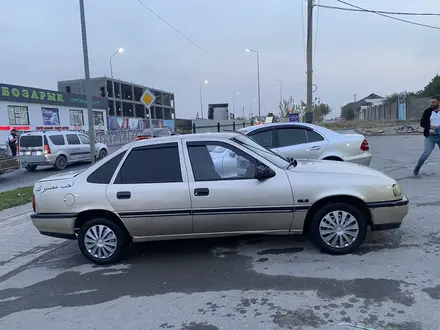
(88, 129, 143, 146)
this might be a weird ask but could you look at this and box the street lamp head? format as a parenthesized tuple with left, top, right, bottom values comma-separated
(236, 92, 239, 95)
(245, 48, 250, 52)
(118, 48, 124, 53)
(204, 80, 208, 84)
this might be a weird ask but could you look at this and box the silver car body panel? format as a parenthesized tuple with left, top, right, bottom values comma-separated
(31, 132, 407, 242)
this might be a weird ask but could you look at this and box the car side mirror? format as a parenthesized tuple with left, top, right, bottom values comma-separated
(255, 165, 276, 181)
(229, 150, 236, 157)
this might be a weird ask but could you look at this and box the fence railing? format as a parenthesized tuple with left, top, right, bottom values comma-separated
(88, 129, 143, 146)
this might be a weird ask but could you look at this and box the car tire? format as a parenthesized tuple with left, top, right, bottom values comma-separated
(78, 217, 128, 265)
(25, 165, 37, 172)
(54, 155, 67, 170)
(310, 202, 367, 255)
(98, 149, 107, 160)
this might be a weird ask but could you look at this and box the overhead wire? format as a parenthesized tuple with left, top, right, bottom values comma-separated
(317, 4, 440, 17)
(333, 0, 440, 31)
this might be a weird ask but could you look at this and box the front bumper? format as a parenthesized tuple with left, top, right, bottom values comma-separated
(31, 213, 77, 239)
(367, 195, 409, 231)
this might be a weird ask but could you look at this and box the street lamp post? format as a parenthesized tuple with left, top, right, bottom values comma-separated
(199, 80, 208, 119)
(246, 48, 261, 120)
(232, 92, 239, 118)
(274, 79, 283, 107)
(109, 47, 124, 116)
(79, 0, 96, 164)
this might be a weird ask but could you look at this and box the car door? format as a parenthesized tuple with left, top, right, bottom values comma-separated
(184, 140, 294, 234)
(65, 133, 83, 162)
(105, 141, 193, 238)
(275, 127, 327, 160)
(78, 134, 92, 160)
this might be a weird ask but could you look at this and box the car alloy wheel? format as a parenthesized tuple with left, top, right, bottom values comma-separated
(319, 210, 359, 249)
(98, 149, 107, 160)
(84, 225, 118, 259)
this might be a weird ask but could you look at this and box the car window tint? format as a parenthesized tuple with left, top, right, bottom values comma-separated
(277, 128, 307, 147)
(49, 135, 65, 145)
(306, 130, 324, 142)
(66, 134, 80, 145)
(187, 143, 256, 181)
(250, 130, 275, 148)
(19, 136, 43, 147)
(79, 135, 90, 144)
(116, 144, 182, 184)
(87, 151, 125, 184)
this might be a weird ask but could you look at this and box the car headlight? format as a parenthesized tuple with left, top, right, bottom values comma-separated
(392, 183, 403, 197)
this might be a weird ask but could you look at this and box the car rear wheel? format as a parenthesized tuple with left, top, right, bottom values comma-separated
(78, 218, 127, 265)
(310, 203, 367, 255)
(98, 149, 107, 160)
(25, 165, 37, 171)
(54, 155, 67, 170)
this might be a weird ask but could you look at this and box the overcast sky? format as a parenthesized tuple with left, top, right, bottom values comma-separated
(1, 0, 439, 119)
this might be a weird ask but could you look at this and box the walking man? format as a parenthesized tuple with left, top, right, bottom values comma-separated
(7, 129, 18, 157)
(414, 96, 440, 175)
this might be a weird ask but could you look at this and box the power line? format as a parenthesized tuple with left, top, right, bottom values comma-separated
(334, 0, 440, 31)
(317, 4, 440, 17)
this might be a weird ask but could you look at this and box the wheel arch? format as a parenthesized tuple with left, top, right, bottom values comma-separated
(322, 156, 344, 161)
(74, 209, 131, 239)
(302, 195, 372, 234)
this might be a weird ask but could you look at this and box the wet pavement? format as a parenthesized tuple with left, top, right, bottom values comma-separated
(1, 134, 440, 329)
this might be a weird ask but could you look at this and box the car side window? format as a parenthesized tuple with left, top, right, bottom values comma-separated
(66, 134, 81, 145)
(49, 135, 65, 146)
(249, 130, 275, 148)
(114, 143, 182, 184)
(87, 151, 125, 184)
(306, 130, 324, 142)
(78, 134, 90, 144)
(277, 128, 307, 147)
(187, 142, 257, 181)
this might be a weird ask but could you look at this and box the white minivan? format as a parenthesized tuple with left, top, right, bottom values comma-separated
(19, 130, 108, 171)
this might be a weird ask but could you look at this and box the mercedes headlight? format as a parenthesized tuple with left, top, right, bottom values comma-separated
(392, 183, 403, 197)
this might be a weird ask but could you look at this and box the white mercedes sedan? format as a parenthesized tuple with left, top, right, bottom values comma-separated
(237, 123, 372, 166)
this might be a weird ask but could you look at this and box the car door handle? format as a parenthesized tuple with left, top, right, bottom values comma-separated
(116, 191, 131, 199)
(194, 188, 209, 196)
(307, 146, 321, 151)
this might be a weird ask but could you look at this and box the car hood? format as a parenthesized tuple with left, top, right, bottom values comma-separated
(291, 159, 392, 180)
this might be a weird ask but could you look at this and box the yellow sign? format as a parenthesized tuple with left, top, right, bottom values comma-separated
(141, 89, 156, 108)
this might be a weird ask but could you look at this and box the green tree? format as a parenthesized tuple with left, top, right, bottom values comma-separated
(420, 74, 440, 97)
(313, 103, 331, 122)
(340, 102, 357, 120)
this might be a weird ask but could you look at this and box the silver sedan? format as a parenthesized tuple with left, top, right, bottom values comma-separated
(237, 123, 372, 165)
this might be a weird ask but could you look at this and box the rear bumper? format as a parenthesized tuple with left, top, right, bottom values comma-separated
(31, 213, 77, 239)
(344, 152, 372, 166)
(20, 155, 56, 166)
(367, 195, 409, 231)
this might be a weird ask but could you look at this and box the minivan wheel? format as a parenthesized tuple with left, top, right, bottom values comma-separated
(54, 155, 67, 170)
(310, 203, 367, 255)
(98, 149, 107, 160)
(78, 218, 127, 265)
(25, 165, 37, 172)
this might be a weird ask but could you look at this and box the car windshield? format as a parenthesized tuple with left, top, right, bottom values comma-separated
(231, 134, 289, 168)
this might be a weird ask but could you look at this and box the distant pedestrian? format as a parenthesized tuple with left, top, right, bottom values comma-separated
(7, 129, 18, 157)
(414, 96, 440, 175)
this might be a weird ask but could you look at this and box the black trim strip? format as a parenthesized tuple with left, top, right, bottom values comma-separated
(366, 197, 409, 209)
(119, 210, 192, 218)
(40, 231, 77, 240)
(192, 206, 294, 216)
(31, 213, 77, 219)
(295, 205, 311, 211)
(70, 152, 90, 156)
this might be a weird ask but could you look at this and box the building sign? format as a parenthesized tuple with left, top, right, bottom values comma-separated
(0, 125, 31, 131)
(289, 113, 299, 122)
(36, 126, 69, 131)
(0, 83, 108, 109)
(41, 108, 60, 125)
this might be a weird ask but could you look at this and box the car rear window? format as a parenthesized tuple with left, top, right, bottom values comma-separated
(20, 136, 43, 148)
(49, 135, 65, 145)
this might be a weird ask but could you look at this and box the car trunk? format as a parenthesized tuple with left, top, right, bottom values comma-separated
(19, 134, 47, 163)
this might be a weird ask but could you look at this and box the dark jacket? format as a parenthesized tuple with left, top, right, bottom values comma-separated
(420, 108, 435, 137)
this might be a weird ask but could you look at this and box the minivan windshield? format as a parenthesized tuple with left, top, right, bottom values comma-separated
(231, 135, 289, 168)
(19, 135, 43, 148)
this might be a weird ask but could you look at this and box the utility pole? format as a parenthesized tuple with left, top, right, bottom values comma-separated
(79, 0, 96, 164)
(306, 0, 314, 122)
(354, 94, 357, 102)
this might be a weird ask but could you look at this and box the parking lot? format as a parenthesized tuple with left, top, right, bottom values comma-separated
(1, 133, 440, 330)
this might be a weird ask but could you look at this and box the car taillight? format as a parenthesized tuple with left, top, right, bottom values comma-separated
(360, 139, 369, 151)
(44, 144, 51, 154)
(32, 194, 36, 212)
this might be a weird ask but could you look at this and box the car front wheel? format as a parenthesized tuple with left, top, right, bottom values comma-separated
(78, 218, 127, 265)
(310, 202, 367, 255)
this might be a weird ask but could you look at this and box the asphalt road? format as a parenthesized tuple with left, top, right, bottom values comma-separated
(1, 134, 440, 330)
(0, 145, 122, 192)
